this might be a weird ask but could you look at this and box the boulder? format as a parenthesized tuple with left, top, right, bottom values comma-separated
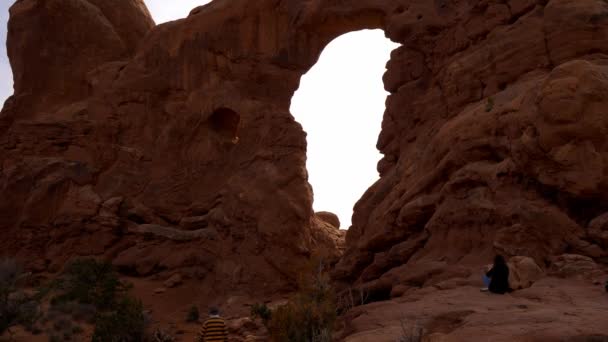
(316, 211, 341, 229)
(589, 213, 608, 248)
(550, 254, 601, 279)
(508, 256, 544, 290)
(97, 197, 123, 228)
(163, 274, 183, 288)
(310, 215, 346, 262)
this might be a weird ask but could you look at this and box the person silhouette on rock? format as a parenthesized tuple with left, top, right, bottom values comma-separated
(482, 255, 510, 294)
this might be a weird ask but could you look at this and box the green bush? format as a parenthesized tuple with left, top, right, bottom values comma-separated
(29, 325, 42, 335)
(336, 287, 371, 314)
(52, 259, 128, 310)
(72, 325, 83, 334)
(0, 258, 41, 335)
(397, 319, 424, 342)
(42, 258, 148, 341)
(0, 258, 21, 333)
(0, 258, 149, 341)
(53, 317, 72, 332)
(266, 261, 336, 342)
(16, 300, 41, 330)
(151, 329, 175, 342)
(92, 296, 146, 342)
(51, 301, 97, 324)
(250, 303, 272, 324)
(186, 305, 199, 323)
(49, 334, 63, 342)
(485, 97, 495, 112)
(0, 259, 21, 285)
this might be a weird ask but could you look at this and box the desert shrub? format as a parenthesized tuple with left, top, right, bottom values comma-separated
(29, 325, 43, 335)
(266, 261, 336, 342)
(92, 296, 146, 342)
(186, 305, 199, 323)
(51, 301, 97, 323)
(32, 285, 52, 302)
(151, 329, 175, 342)
(0, 257, 149, 341)
(0, 258, 41, 335)
(0, 259, 21, 285)
(251, 303, 272, 324)
(53, 317, 72, 332)
(396, 319, 424, 342)
(0, 258, 21, 333)
(52, 258, 128, 310)
(39, 258, 148, 341)
(336, 287, 370, 313)
(16, 300, 41, 329)
(51, 301, 76, 314)
(73, 303, 97, 324)
(269, 299, 335, 342)
(72, 325, 83, 334)
(485, 97, 495, 112)
(49, 334, 63, 342)
(45, 309, 61, 324)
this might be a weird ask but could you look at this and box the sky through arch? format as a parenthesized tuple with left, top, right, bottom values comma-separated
(291, 30, 399, 228)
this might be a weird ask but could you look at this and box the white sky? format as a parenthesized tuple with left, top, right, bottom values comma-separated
(144, 0, 208, 24)
(292, 32, 398, 227)
(0, 1, 398, 228)
(0, 3, 10, 105)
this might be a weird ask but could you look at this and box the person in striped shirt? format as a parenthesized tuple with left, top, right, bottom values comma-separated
(196, 307, 228, 342)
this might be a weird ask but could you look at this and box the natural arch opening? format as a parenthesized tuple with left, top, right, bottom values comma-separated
(290, 30, 399, 229)
(209, 107, 240, 142)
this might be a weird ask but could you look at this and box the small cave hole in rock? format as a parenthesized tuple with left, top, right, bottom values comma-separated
(209, 107, 241, 143)
(290, 30, 400, 228)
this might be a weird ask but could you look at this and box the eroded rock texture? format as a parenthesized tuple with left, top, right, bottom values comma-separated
(1, 0, 607, 302)
(335, 0, 608, 294)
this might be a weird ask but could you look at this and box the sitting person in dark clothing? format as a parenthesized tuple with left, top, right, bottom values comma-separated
(482, 255, 510, 294)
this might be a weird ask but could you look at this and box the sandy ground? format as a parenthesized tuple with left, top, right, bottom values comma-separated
(3, 277, 607, 341)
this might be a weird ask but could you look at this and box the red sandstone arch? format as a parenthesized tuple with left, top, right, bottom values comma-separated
(2, 0, 608, 307)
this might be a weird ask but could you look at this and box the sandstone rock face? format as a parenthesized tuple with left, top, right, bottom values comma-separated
(550, 254, 605, 280)
(5, 0, 154, 116)
(2, 0, 608, 303)
(311, 213, 347, 263)
(333, 0, 608, 292)
(589, 213, 608, 249)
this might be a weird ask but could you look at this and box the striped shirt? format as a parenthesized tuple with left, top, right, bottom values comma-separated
(197, 316, 228, 342)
